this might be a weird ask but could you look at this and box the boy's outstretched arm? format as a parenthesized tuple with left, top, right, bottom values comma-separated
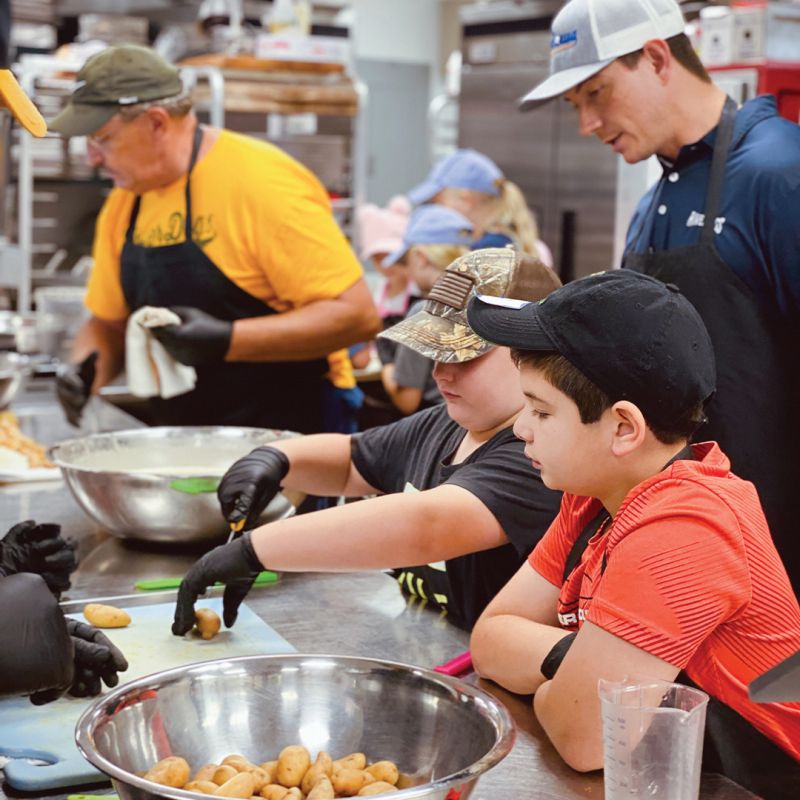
(534, 623, 680, 772)
(471, 563, 567, 695)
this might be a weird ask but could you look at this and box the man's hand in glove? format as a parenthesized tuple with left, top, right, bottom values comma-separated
(0, 520, 77, 598)
(0, 573, 74, 704)
(151, 306, 232, 367)
(172, 531, 263, 636)
(217, 447, 290, 531)
(56, 351, 97, 427)
(66, 619, 128, 699)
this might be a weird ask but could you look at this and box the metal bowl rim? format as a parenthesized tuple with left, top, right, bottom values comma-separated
(49, 426, 300, 475)
(74, 652, 516, 800)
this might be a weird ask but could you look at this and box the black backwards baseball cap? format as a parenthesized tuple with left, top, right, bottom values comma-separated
(49, 45, 183, 138)
(466, 270, 716, 429)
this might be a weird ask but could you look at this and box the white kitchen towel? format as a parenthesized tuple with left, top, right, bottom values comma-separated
(125, 306, 197, 399)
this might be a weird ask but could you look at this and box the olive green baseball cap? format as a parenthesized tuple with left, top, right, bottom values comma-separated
(379, 247, 562, 363)
(49, 45, 183, 138)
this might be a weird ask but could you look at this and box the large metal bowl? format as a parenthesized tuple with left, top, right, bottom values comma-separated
(50, 427, 301, 543)
(75, 654, 515, 800)
(0, 351, 32, 408)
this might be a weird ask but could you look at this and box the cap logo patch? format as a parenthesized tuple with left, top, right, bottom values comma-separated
(427, 271, 476, 310)
(117, 95, 140, 105)
(550, 30, 578, 55)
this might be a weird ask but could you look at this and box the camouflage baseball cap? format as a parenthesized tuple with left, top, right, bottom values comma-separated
(379, 247, 562, 363)
(49, 45, 183, 138)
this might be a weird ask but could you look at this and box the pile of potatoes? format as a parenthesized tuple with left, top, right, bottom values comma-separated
(143, 747, 403, 798)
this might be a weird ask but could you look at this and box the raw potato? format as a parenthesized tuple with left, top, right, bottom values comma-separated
(306, 776, 334, 800)
(83, 603, 131, 629)
(333, 753, 366, 771)
(195, 764, 219, 782)
(248, 767, 272, 792)
(143, 756, 190, 788)
(214, 771, 256, 798)
(285, 790, 303, 800)
(301, 751, 333, 794)
(365, 761, 399, 786)
(222, 754, 256, 772)
(276, 745, 311, 788)
(185, 780, 220, 794)
(331, 768, 372, 796)
(358, 781, 399, 796)
(213, 765, 239, 785)
(195, 607, 222, 640)
(259, 785, 289, 800)
(259, 760, 278, 782)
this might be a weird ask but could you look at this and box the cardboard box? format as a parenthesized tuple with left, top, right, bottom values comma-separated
(700, 6, 735, 67)
(733, 6, 766, 62)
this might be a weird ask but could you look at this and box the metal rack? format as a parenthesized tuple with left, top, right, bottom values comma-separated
(3, 48, 368, 312)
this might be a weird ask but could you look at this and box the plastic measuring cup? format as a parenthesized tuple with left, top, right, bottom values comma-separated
(599, 678, 709, 800)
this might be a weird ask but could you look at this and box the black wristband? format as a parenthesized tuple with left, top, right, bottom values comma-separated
(540, 633, 577, 680)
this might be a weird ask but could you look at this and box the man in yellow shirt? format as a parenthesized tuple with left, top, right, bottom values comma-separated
(50, 45, 379, 432)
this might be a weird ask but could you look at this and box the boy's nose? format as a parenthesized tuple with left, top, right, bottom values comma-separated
(512, 414, 531, 443)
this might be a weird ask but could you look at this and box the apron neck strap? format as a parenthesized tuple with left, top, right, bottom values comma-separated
(184, 122, 203, 239)
(701, 95, 738, 245)
(124, 122, 205, 243)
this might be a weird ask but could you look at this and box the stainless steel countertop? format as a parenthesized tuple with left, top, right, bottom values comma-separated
(0, 381, 760, 800)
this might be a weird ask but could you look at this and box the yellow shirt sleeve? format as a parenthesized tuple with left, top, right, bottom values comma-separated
(85, 190, 135, 322)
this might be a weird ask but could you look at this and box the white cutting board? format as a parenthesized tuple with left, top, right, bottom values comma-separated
(0, 600, 294, 791)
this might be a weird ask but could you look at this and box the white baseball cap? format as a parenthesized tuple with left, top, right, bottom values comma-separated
(520, 0, 686, 111)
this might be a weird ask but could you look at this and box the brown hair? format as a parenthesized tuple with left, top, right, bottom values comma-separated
(510, 350, 706, 444)
(618, 33, 711, 83)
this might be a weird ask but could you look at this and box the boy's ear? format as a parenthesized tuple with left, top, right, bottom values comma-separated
(609, 400, 647, 457)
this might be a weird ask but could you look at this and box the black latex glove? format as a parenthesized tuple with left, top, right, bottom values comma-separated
(151, 306, 233, 367)
(172, 531, 263, 635)
(0, 573, 74, 704)
(217, 446, 290, 530)
(0, 520, 77, 598)
(55, 351, 97, 427)
(66, 619, 129, 699)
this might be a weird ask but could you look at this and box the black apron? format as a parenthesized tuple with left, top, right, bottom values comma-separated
(624, 97, 800, 595)
(120, 125, 327, 433)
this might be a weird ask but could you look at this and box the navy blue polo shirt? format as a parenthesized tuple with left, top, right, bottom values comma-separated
(625, 96, 800, 319)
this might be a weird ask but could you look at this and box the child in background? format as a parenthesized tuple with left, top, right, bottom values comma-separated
(356, 197, 415, 329)
(407, 148, 553, 267)
(465, 270, 800, 799)
(379, 204, 473, 415)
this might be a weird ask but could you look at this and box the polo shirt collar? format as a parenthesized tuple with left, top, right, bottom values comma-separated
(657, 95, 776, 173)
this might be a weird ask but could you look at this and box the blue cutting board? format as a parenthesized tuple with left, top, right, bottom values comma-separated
(0, 600, 294, 791)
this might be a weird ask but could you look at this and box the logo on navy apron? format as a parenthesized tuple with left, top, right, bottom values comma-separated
(133, 211, 217, 248)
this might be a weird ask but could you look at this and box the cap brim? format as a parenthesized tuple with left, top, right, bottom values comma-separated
(382, 244, 408, 268)
(48, 102, 119, 137)
(466, 295, 557, 351)
(0, 70, 46, 137)
(518, 59, 613, 111)
(379, 308, 492, 364)
(406, 179, 441, 207)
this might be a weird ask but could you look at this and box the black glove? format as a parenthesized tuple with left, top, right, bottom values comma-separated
(172, 531, 263, 635)
(0, 573, 74, 704)
(0, 520, 77, 598)
(217, 446, 290, 530)
(56, 351, 97, 427)
(151, 306, 233, 367)
(65, 619, 129, 699)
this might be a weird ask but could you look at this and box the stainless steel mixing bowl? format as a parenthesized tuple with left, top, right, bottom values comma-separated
(75, 654, 515, 800)
(0, 352, 32, 409)
(50, 426, 301, 543)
